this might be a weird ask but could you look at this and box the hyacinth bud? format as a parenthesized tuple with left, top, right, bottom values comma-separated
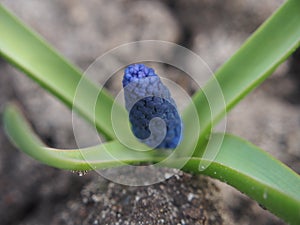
(122, 64, 182, 149)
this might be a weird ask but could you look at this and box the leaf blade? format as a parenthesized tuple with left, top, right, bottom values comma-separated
(0, 4, 125, 140)
(3, 104, 157, 170)
(183, 134, 300, 225)
(183, 0, 300, 150)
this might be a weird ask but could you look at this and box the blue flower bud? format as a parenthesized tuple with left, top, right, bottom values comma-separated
(122, 64, 182, 149)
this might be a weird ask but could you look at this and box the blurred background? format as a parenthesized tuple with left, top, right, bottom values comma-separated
(1, 0, 299, 224)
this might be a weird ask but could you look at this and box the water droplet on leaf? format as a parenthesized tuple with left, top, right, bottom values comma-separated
(71, 170, 88, 176)
(263, 190, 268, 199)
(199, 165, 205, 171)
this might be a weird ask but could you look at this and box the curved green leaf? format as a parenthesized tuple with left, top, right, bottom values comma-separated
(182, 134, 300, 225)
(183, 0, 300, 152)
(0, 4, 125, 140)
(3, 104, 159, 170)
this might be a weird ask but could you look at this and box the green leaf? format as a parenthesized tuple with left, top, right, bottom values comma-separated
(183, 0, 300, 152)
(183, 134, 300, 225)
(3, 104, 159, 170)
(0, 4, 125, 140)
(5, 104, 300, 224)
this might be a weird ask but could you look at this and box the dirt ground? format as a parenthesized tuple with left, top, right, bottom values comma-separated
(1, 0, 299, 224)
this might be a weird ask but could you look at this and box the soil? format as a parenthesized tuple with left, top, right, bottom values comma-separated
(49, 172, 224, 225)
(0, 0, 299, 224)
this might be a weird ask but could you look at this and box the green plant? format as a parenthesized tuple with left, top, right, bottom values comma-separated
(1, 1, 300, 224)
